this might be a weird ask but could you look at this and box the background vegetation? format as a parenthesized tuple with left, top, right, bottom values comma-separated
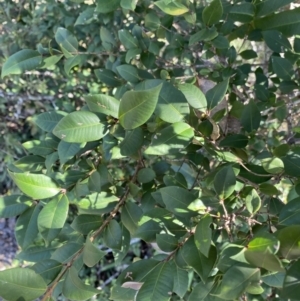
(1, 0, 300, 300)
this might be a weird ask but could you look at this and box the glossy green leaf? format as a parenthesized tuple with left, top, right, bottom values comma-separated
(31, 259, 62, 284)
(195, 214, 212, 257)
(254, 7, 300, 36)
(83, 235, 106, 267)
(229, 3, 254, 23)
(245, 232, 282, 271)
(154, 0, 189, 16)
(255, 0, 294, 17)
(100, 27, 116, 50)
(85, 94, 119, 118)
(74, 7, 95, 25)
(9, 171, 61, 199)
(282, 152, 300, 177)
(282, 259, 300, 299)
(13, 155, 45, 172)
(117, 65, 140, 83)
(217, 265, 260, 300)
(135, 262, 174, 301)
(262, 30, 292, 53)
(206, 79, 229, 111)
(119, 84, 162, 130)
(15, 205, 41, 249)
(34, 111, 67, 132)
(38, 195, 69, 229)
(63, 266, 99, 301)
(77, 192, 119, 215)
(145, 12, 161, 30)
(120, 128, 144, 156)
(259, 183, 279, 196)
(211, 35, 230, 49)
(241, 100, 261, 132)
(214, 165, 236, 200)
(40, 54, 63, 68)
(137, 168, 156, 183)
(64, 55, 86, 75)
(22, 139, 57, 156)
(118, 29, 139, 49)
(189, 28, 218, 45)
(17, 245, 56, 262)
(178, 83, 207, 110)
(261, 157, 284, 174)
(272, 56, 294, 80)
(262, 272, 285, 288)
(188, 280, 216, 301)
(202, 0, 223, 26)
(155, 82, 190, 123)
(103, 220, 122, 250)
(58, 141, 84, 165)
(53, 111, 107, 142)
(279, 198, 300, 226)
(135, 220, 162, 242)
(278, 225, 300, 260)
(51, 242, 82, 263)
(95, 69, 122, 86)
(55, 27, 78, 57)
(121, 0, 137, 10)
(0, 268, 47, 301)
(145, 122, 194, 156)
(245, 188, 261, 214)
(181, 236, 217, 282)
(110, 286, 137, 301)
(121, 202, 143, 234)
(1, 49, 42, 78)
(172, 265, 189, 298)
(219, 134, 248, 148)
(71, 214, 102, 235)
(0, 195, 31, 218)
(160, 186, 198, 218)
(156, 233, 178, 252)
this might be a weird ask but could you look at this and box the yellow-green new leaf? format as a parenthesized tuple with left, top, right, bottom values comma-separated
(154, 0, 189, 16)
(8, 171, 61, 199)
(38, 195, 69, 229)
(119, 84, 162, 130)
(1, 49, 42, 78)
(0, 268, 47, 301)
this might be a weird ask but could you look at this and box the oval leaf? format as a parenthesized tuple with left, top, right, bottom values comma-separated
(85, 94, 120, 118)
(178, 83, 207, 110)
(145, 122, 194, 156)
(63, 266, 99, 301)
(0, 195, 31, 218)
(38, 195, 69, 229)
(154, 0, 189, 16)
(1, 49, 42, 78)
(119, 84, 162, 130)
(9, 171, 61, 199)
(55, 27, 78, 57)
(214, 165, 236, 200)
(0, 268, 47, 301)
(202, 0, 223, 26)
(53, 111, 107, 142)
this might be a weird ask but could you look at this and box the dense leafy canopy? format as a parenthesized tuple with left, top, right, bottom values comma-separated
(1, 0, 300, 300)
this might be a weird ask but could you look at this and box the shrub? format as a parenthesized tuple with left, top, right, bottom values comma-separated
(1, 0, 300, 300)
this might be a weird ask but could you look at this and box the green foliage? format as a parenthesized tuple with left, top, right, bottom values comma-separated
(1, 0, 300, 301)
